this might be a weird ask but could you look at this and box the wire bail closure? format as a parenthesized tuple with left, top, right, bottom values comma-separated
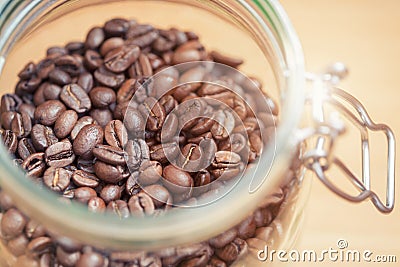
(300, 63, 395, 213)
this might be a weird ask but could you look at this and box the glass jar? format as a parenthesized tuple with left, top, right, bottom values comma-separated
(0, 0, 394, 266)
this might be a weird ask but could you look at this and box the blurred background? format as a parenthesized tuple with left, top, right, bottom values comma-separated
(281, 0, 399, 266)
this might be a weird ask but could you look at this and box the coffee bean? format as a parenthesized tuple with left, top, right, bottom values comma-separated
(94, 66, 125, 89)
(160, 113, 178, 142)
(60, 84, 91, 113)
(124, 108, 145, 137)
(26, 236, 53, 256)
(1, 129, 18, 154)
(176, 98, 204, 130)
(33, 84, 46, 106)
(48, 69, 71, 85)
(193, 170, 211, 195)
(1, 111, 16, 130)
(215, 238, 247, 263)
(210, 51, 243, 68)
(43, 167, 72, 192)
(34, 100, 66, 126)
(54, 110, 78, 139)
(18, 62, 36, 80)
(94, 161, 129, 184)
(85, 27, 105, 50)
(84, 50, 103, 71)
(129, 53, 153, 78)
(54, 55, 81, 76)
(126, 30, 159, 48)
(211, 110, 235, 140)
(104, 120, 128, 148)
(73, 124, 104, 159)
(76, 252, 105, 267)
(209, 228, 238, 249)
(139, 97, 166, 131)
(41, 83, 62, 101)
(25, 220, 46, 239)
(125, 139, 149, 169)
(237, 216, 256, 240)
(100, 37, 124, 56)
(76, 157, 96, 173)
(172, 42, 203, 64)
(89, 87, 116, 108)
(70, 116, 96, 140)
(177, 143, 203, 172)
(100, 184, 121, 204)
(1, 208, 27, 239)
(104, 44, 140, 73)
(143, 184, 172, 209)
(149, 142, 179, 164)
(162, 165, 193, 194)
(138, 160, 162, 185)
(11, 112, 31, 138)
(90, 108, 113, 127)
(0, 191, 14, 210)
(16, 76, 41, 94)
(72, 170, 100, 188)
(56, 246, 81, 267)
(7, 234, 29, 256)
(87, 197, 106, 213)
(45, 140, 75, 167)
(77, 72, 94, 93)
(104, 18, 129, 37)
(47, 46, 67, 57)
(65, 41, 85, 55)
(107, 200, 130, 219)
(31, 124, 58, 151)
(128, 192, 155, 216)
(93, 145, 126, 165)
(73, 187, 97, 204)
(21, 152, 46, 177)
(1, 94, 22, 113)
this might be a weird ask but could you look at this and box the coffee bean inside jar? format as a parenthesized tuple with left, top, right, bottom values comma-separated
(0, 15, 299, 267)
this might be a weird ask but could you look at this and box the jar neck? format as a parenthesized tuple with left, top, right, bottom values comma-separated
(0, 0, 305, 250)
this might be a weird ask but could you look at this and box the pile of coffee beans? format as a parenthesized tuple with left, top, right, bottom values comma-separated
(0, 18, 296, 267)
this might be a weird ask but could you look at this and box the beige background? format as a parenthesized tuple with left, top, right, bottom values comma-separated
(281, 0, 400, 266)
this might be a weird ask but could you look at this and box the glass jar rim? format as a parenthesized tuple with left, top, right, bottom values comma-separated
(0, 0, 305, 250)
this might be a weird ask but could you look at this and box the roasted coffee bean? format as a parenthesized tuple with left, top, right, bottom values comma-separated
(172, 41, 203, 64)
(90, 108, 113, 127)
(45, 140, 75, 167)
(18, 138, 36, 160)
(42, 83, 62, 100)
(48, 69, 71, 85)
(104, 44, 140, 73)
(18, 103, 35, 119)
(70, 116, 96, 140)
(11, 112, 31, 138)
(76, 158, 96, 174)
(126, 24, 153, 39)
(89, 87, 116, 108)
(73, 187, 97, 204)
(180, 245, 213, 267)
(73, 124, 104, 159)
(27, 236, 53, 256)
(126, 139, 150, 169)
(33, 84, 46, 106)
(36, 58, 55, 79)
(210, 51, 244, 68)
(60, 84, 91, 113)
(129, 53, 153, 78)
(1, 208, 27, 239)
(160, 113, 178, 142)
(65, 42, 85, 55)
(162, 243, 210, 266)
(1, 94, 22, 113)
(47, 46, 67, 57)
(18, 62, 36, 80)
(215, 238, 247, 263)
(219, 133, 247, 155)
(124, 108, 146, 137)
(100, 184, 122, 204)
(104, 120, 128, 148)
(85, 27, 105, 50)
(162, 165, 193, 194)
(128, 192, 155, 216)
(84, 50, 103, 71)
(213, 151, 241, 169)
(177, 143, 203, 172)
(31, 124, 58, 151)
(209, 228, 238, 249)
(21, 152, 46, 177)
(116, 78, 137, 104)
(7, 234, 29, 256)
(87, 197, 106, 213)
(143, 184, 172, 208)
(176, 98, 204, 130)
(138, 160, 162, 185)
(54, 110, 78, 139)
(0, 191, 14, 210)
(1, 111, 16, 130)
(237, 216, 256, 240)
(211, 110, 235, 140)
(149, 142, 179, 164)
(125, 172, 140, 196)
(77, 72, 94, 93)
(104, 18, 130, 37)
(93, 145, 126, 165)
(1, 130, 18, 154)
(126, 30, 159, 48)
(94, 66, 125, 89)
(56, 246, 81, 267)
(107, 200, 130, 219)
(16, 76, 41, 94)
(100, 37, 125, 56)
(72, 170, 99, 188)
(43, 167, 72, 192)
(54, 55, 81, 76)
(34, 100, 66, 126)
(25, 220, 46, 239)
(139, 97, 166, 132)
(94, 161, 129, 184)
(193, 170, 211, 195)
